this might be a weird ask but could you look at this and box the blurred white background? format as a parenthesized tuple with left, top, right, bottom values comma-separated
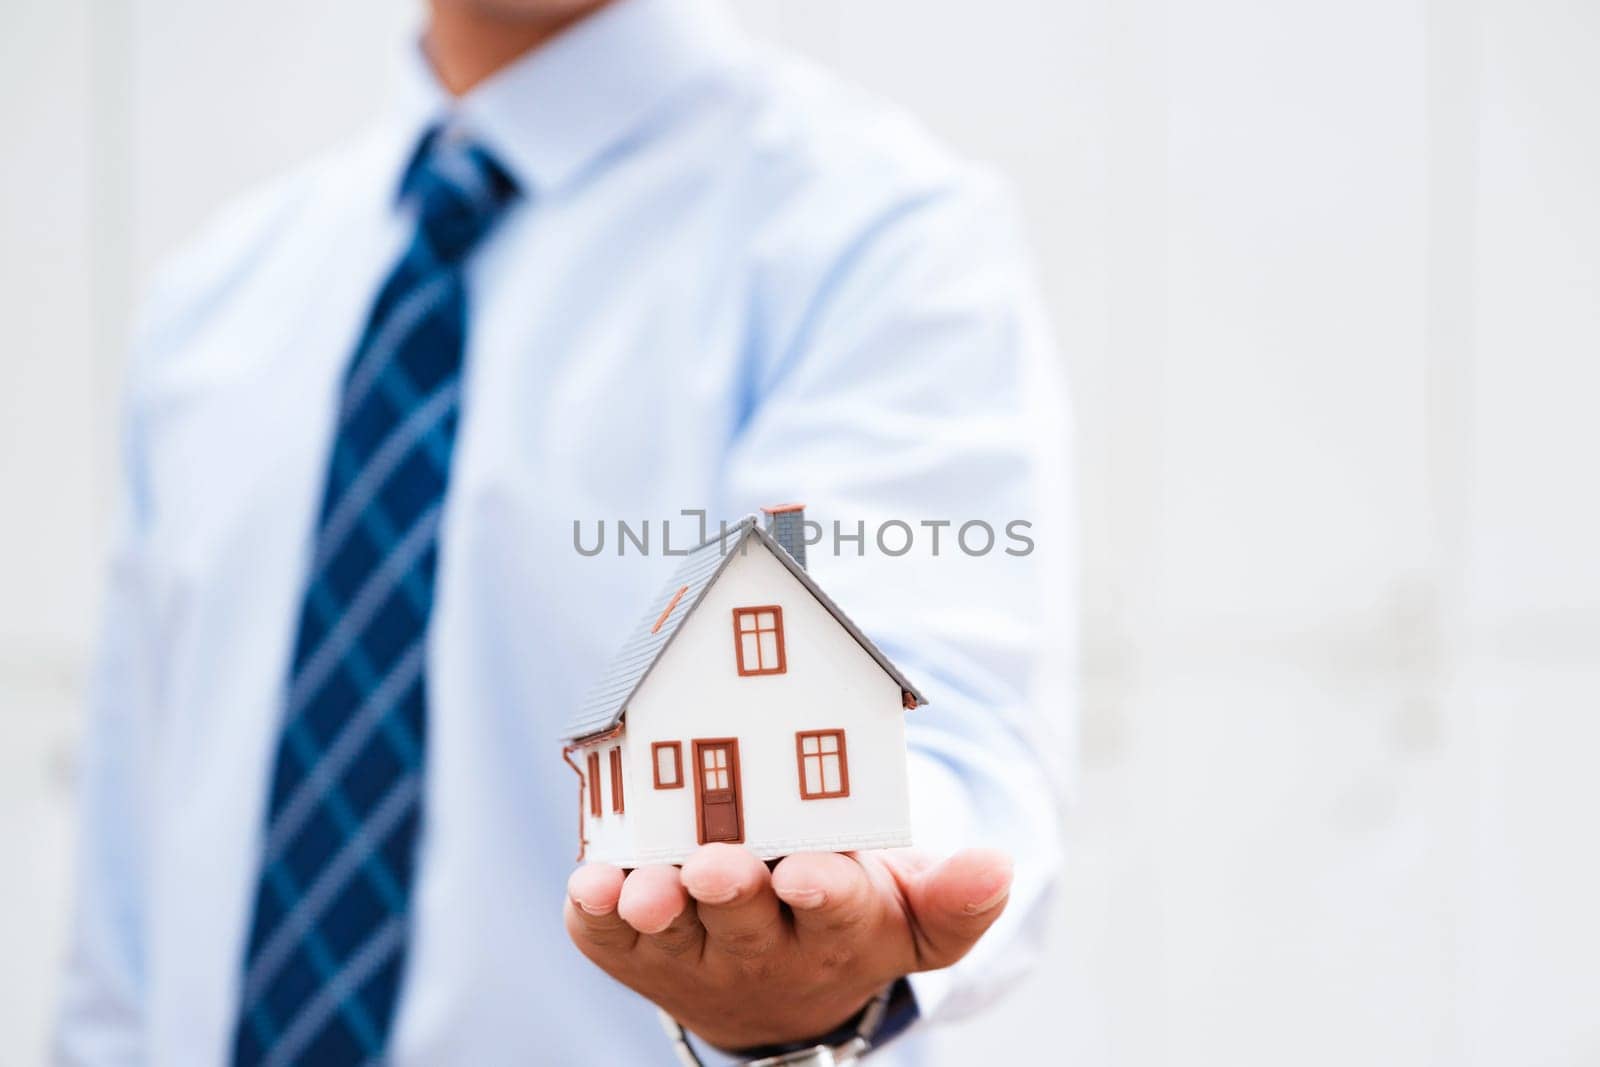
(4, 0, 1598, 1064)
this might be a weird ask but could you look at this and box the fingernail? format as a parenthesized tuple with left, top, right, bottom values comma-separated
(573, 897, 610, 917)
(687, 880, 739, 905)
(964, 884, 1010, 915)
(780, 887, 827, 909)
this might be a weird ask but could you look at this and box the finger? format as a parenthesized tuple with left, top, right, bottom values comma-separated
(564, 863, 635, 953)
(888, 847, 1013, 971)
(681, 843, 787, 960)
(617, 864, 691, 934)
(771, 851, 876, 942)
(618, 864, 704, 958)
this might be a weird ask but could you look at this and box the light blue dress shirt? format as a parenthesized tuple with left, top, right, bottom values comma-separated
(55, 0, 1075, 1062)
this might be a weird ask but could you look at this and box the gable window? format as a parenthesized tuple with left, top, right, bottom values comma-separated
(587, 751, 602, 817)
(609, 748, 625, 813)
(796, 729, 849, 799)
(652, 741, 684, 789)
(733, 606, 786, 676)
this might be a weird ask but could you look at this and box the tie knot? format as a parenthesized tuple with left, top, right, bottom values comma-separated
(401, 129, 518, 262)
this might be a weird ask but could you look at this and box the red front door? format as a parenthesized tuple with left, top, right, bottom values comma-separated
(692, 739, 743, 844)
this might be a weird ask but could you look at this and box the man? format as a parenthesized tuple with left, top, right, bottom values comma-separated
(56, 0, 1073, 1062)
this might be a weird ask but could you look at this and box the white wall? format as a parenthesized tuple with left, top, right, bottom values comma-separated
(4, 0, 1598, 1064)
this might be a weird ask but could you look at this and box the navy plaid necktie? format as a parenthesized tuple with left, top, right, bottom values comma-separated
(231, 130, 516, 1067)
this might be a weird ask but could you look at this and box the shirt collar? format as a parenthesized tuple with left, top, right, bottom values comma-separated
(396, 0, 743, 197)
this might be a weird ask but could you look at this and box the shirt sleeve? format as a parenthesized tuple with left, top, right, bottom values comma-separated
(720, 168, 1077, 1023)
(53, 347, 161, 1067)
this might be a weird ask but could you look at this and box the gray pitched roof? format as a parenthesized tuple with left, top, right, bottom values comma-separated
(563, 515, 926, 742)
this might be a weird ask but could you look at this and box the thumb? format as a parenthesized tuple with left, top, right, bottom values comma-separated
(889, 848, 1014, 971)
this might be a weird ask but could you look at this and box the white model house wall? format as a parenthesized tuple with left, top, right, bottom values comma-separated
(620, 540, 912, 865)
(575, 738, 632, 864)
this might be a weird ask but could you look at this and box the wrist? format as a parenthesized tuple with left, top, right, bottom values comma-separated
(674, 977, 884, 1052)
(660, 977, 919, 1066)
(725, 992, 878, 1062)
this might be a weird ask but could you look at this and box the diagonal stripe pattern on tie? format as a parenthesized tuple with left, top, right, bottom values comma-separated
(231, 129, 517, 1067)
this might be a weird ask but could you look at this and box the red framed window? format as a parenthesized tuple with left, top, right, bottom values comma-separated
(609, 748, 625, 813)
(796, 729, 849, 799)
(652, 741, 684, 789)
(587, 751, 602, 817)
(732, 606, 786, 676)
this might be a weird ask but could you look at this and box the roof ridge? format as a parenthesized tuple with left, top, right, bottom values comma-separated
(680, 512, 760, 554)
(562, 512, 925, 743)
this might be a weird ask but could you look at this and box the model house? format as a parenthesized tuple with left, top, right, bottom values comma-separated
(561, 505, 924, 867)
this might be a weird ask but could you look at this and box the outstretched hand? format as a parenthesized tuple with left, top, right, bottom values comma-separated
(564, 844, 1012, 1051)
